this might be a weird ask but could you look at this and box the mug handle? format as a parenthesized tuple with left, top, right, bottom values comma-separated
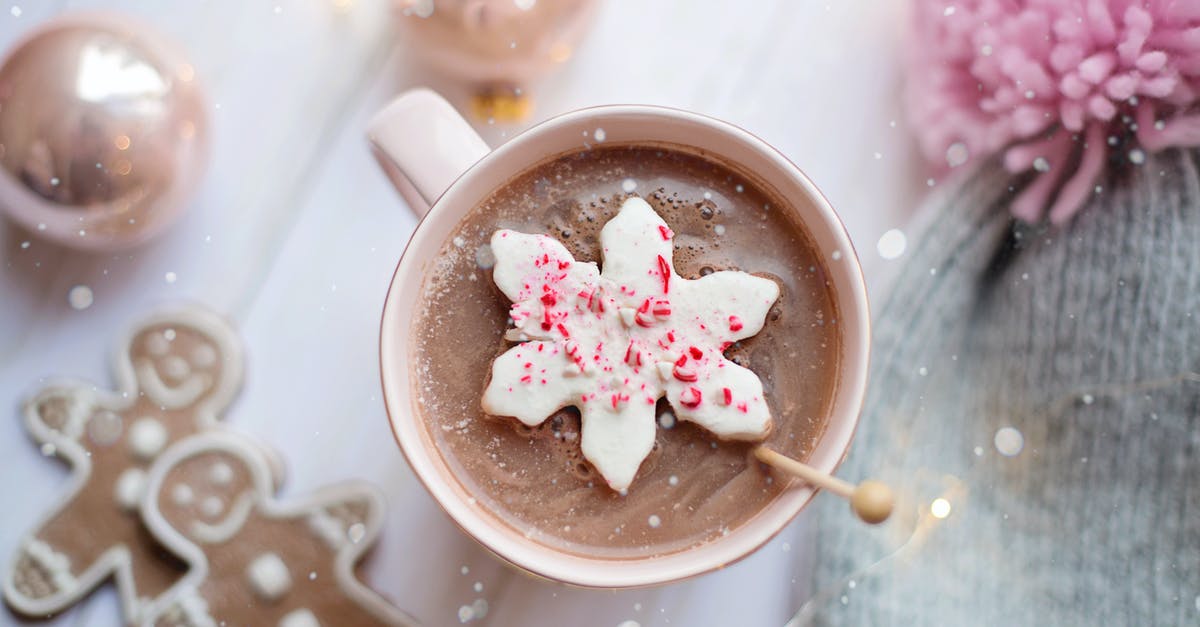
(367, 88, 491, 217)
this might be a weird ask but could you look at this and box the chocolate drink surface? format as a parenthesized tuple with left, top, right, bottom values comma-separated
(412, 143, 840, 559)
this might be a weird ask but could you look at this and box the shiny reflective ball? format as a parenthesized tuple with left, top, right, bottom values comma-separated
(0, 14, 207, 250)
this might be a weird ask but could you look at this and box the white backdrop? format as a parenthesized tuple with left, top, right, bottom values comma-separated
(0, 1, 921, 625)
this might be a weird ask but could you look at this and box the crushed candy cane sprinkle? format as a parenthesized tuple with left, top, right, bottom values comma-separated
(481, 197, 781, 491)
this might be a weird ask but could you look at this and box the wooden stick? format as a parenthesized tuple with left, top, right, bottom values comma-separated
(754, 446, 895, 524)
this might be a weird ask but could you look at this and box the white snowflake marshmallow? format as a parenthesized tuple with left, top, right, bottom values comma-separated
(482, 197, 780, 491)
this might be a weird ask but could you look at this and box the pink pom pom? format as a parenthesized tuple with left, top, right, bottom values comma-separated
(908, 1, 1200, 224)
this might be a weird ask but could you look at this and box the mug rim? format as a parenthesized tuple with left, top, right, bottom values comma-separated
(379, 102, 870, 587)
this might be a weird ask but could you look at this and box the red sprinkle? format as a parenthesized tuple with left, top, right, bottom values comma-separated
(680, 387, 702, 408)
(610, 393, 630, 409)
(657, 225, 674, 241)
(657, 255, 671, 293)
(689, 346, 704, 359)
(722, 387, 733, 405)
(520, 375, 532, 384)
(556, 323, 570, 337)
(558, 260, 570, 270)
(673, 365, 698, 382)
(729, 315, 743, 332)
(524, 362, 532, 369)
(675, 354, 689, 367)
(737, 402, 748, 413)
(541, 293, 557, 306)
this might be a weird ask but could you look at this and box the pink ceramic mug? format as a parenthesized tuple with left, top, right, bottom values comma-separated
(369, 88, 870, 587)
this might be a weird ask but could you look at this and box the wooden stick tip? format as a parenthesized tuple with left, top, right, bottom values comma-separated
(850, 480, 894, 524)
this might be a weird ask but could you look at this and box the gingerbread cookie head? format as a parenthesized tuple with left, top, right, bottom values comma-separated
(148, 434, 270, 550)
(141, 432, 416, 627)
(5, 307, 244, 622)
(119, 309, 242, 417)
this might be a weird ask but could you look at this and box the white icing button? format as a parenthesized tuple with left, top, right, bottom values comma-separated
(246, 552, 292, 602)
(192, 344, 218, 368)
(209, 462, 234, 486)
(279, 608, 320, 627)
(128, 418, 168, 461)
(200, 496, 224, 518)
(171, 483, 195, 506)
(114, 468, 147, 511)
(162, 356, 192, 380)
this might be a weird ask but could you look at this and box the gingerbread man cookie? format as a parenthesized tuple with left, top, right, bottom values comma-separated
(4, 307, 245, 622)
(138, 431, 416, 627)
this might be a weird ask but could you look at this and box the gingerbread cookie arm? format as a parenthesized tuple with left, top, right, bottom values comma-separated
(275, 483, 419, 627)
(4, 384, 107, 617)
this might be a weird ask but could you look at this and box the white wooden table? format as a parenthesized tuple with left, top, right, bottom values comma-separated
(0, 1, 921, 625)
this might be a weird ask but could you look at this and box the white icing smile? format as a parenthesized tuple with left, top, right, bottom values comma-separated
(135, 359, 211, 409)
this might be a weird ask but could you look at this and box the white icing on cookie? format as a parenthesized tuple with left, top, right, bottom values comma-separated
(307, 510, 347, 550)
(135, 360, 212, 409)
(280, 608, 321, 627)
(175, 587, 217, 627)
(208, 461, 234, 486)
(128, 417, 168, 460)
(114, 468, 148, 511)
(171, 483, 195, 506)
(22, 539, 77, 593)
(192, 344, 218, 368)
(347, 522, 366, 544)
(200, 496, 224, 518)
(189, 491, 256, 544)
(163, 355, 192, 381)
(246, 552, 292, 602)
(482, 197, 779, 491)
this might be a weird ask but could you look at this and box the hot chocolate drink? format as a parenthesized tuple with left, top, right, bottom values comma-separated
(411, 143, 840, 559)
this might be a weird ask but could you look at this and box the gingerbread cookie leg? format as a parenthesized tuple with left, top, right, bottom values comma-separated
(4, 307, 246, 624)
(140, 432, 418, 627)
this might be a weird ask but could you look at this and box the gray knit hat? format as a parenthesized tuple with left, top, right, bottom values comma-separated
(801, 151, 1200, 625)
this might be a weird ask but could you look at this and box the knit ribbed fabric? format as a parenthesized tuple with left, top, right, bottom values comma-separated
(802, 149, 1200, 625)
